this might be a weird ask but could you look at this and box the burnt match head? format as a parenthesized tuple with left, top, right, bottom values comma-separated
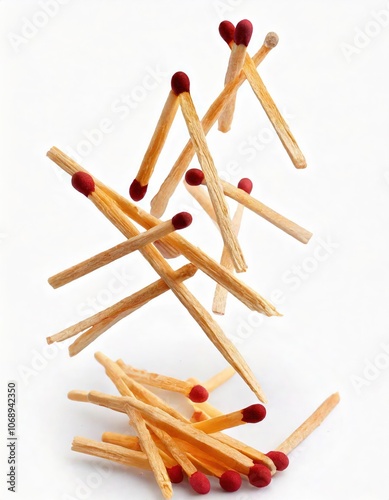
(129, 179, 148, 201)
(172, 211, 193, 230)
(167, 464, 184, 483)
(219, 470, 242, 492)
(185, 168, 204, 186)
(248, 464, 272, 488)
(234, 19, 253, 47)
(237, 178, 253, 194)
(71, 172, 95, 197)
(219, 20, 235, 45)
(189, 471, 211, 494)
(264, 31, 279, 49)
(265, 451, 289, 471)
(241, 404, 266, 423)
(171, 72, 190, 95)
(188, 384, 209, 403)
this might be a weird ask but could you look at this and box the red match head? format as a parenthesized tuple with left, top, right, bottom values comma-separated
(129, 179, 148, 201)
(219, 470, 242, 492)
(219, 21, 235, 45)
(248, 464, 272, 488)
(185, 168, 204, 186)
(241, 404, 266, 423)
(265, 451, 289, 471)
(71, 171, 95, 197)
(234, 19, 253, 47)
(188, 384, 209, 403)
(171, 72, 190, 95)
(172, 212, 193, 230)
(189, 471, 211, 494)
(167, 464, 184, 483)
(237, 178, 253, 194)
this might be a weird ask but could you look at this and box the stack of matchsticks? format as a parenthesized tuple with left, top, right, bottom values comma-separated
(69, 354, 340, 497)
(44, 18, 338, 497)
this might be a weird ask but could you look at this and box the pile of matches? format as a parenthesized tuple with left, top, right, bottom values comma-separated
(44, 19, 340, 498)
(69, 353, 339, 496)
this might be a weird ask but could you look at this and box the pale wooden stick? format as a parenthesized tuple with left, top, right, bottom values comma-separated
(47, 263, 197, 345)
(130, 90, 179, 200)
(193, 404, 265, 434)
(183, 181, 217, 223)
(47, 147, 279, 318)
(202, 366, 236, 393)
(87, 391, 255, 475)
(68, 315, 117, 357)
(150, 33, 279, 218)
(72, 436, 150, 470)
(49, 216, 189, 289)
(102, 432, 141, 451)
(173, 73, 247, 273)
(67, 390, 89, 403)
(276, 393, 340, 455)
(95, 352, 173, 499)
(173, 438, 229, 477)
(117, 362, 208, 402)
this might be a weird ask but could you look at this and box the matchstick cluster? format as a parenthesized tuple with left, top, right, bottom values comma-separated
(45, 18, 339, 498)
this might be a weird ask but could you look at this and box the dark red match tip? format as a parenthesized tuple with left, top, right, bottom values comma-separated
(219, 21, 235, 45)
(234, 19, 253, 47)
(71, 171, 95, 197)
(241, 404, 266, 423)
(219, 470, 242, 492)
(189, 471, 211, 494)
(248, 464, 272, 488)
(237, 178, 253, 195)
(167, 464, 184, 483)
(188, 384, 209, 403)
(172, 211, 193, 230)
(171, 72, 190, 95)
(129, 179, 148, 201)
(265, 451, 289, 471)
(185, 168, 204, 186)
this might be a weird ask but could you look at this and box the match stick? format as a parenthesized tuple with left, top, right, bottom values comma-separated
(94, 352, 173, 499)
(117, 362, 209, 403)
(218, 20, 253, 132)
(201, 366, 236, 393)
(48, 211, 192, 289)
(148, 424, 211, 495)
(130, 90, 179, 201)
(183, 179, 217, 223)
(185, 168, 312, 244)
(47, 263, 197, 346)
(212, 178, 253, 314)
(171, 71, 247, 273)
(150, 32, 279, 218)
(220, 25, 306, 169)
(276, 392, 340, 455)
(193, 403, 266, 434)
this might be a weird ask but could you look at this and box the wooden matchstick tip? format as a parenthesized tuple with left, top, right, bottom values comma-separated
(188, 385, 209, 403)
(264, 32, 279, 49)
(189, 471, 211, 494)
(129, 179, 148, 201)
(171, 72, 190, 95)
(172, 211, 193, 230)
(185, 168, 204, 186)
(167, 464, 184, 483)
(234, 19, 253, 47)
(219, 471, 242, 492)
(248, 464, 272, 488)
(265, 451, 289, 471)
(241, 404, 266, 423)
(219, 21, 235, 44)
(71, 172, 95, 197)
(237, 178, 253, 194)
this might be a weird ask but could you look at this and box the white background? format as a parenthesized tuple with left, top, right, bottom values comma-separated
(1, 1, 389, 499)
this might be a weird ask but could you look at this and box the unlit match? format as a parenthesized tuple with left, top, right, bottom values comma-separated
(193, 403, 266, 434)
